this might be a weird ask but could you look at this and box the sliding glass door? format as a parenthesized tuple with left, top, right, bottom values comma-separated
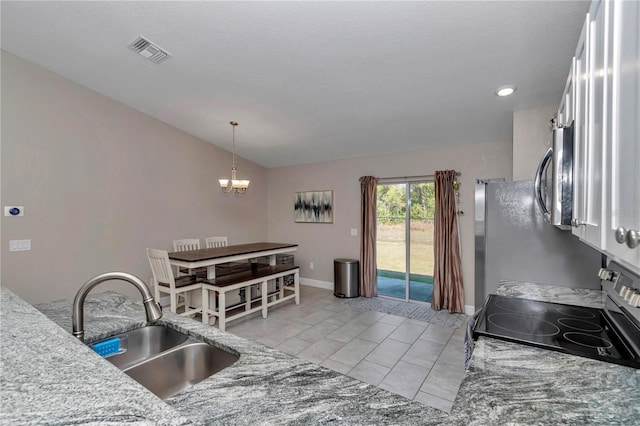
(376, 180, 434, 303)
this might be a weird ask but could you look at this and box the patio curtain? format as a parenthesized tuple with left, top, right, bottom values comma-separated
(359, 176, 378, 297)
(431, 170, 464, 313)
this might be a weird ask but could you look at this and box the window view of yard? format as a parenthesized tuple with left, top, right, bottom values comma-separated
(377, 182, 435, 302)
(377, 222, 435, 275)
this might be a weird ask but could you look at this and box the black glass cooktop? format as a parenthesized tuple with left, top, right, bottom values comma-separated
(473, 295, 640, 369)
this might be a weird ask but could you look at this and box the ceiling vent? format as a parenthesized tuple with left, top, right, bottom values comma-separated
(127, 36, 171, 64)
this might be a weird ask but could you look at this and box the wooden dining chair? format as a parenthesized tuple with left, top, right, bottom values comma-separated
(173, 238, 201, 276)
(205, 236, 228, 248)
(146, 248, 202, 317)
(173, 238, 200, 251)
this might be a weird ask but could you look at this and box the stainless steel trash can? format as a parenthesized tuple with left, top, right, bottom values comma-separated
(334, 258, 359, 298)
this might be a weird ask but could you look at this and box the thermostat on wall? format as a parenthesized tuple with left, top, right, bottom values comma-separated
(4, 206, 24, 216)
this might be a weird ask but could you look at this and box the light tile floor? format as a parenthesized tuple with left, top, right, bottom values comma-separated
(224, 285, 469, 413)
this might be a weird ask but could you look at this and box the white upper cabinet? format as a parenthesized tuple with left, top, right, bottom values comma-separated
(572, 5, 604, 248)
(604, 0, 640, 270)
(568, 0, 640, 273)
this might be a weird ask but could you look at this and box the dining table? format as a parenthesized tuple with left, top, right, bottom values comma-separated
(168, 242, 298, 280)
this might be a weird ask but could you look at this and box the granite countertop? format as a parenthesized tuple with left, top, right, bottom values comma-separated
(3, 281, 639, 425)
(449, 280, 640, 425)
(1, 286, 446, 425)
(0, 287, 192, 425)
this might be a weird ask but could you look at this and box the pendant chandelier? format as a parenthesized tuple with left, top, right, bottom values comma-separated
(218, 121, 250, 194)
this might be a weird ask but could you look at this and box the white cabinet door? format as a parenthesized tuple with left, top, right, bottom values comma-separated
(573, 11, 602, 245)
(584, 0, 608, 248)
(557, 59, 575, 127)
(605, 0, 640, 271)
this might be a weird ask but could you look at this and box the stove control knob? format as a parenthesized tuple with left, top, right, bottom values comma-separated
(619, 286, 630, 298)
(629, 292, 640, 307)
(624, 289, 634, 302)
(598, 268, 614, 280)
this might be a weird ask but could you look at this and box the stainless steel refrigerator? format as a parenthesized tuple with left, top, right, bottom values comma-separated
(475, 179, 603, 309)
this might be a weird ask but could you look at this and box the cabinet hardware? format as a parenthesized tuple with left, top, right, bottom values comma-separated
(615, 227, 627, 244)
(572, 218, 586, 227)
(572, 218, 596, 228)
(626, 229, 639, 249)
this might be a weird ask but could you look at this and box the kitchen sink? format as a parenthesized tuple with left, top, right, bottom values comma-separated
(122, 342, 239, 400)
(90, 325, 239, 399)
(97, 325, 189, 370)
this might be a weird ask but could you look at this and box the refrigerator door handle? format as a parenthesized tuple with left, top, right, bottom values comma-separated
(534, 147, 553, 222)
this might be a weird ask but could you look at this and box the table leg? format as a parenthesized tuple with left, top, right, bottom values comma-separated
(184, 292, 192, 313)
(262, 280, 268, 318)
(218, 291, 226, 332)
(207, 265, 216, 280)
(245, 287, 251, 311)
(279, 276, 284, 299)
(201, 286, 209, 325)
(294, 270, 300, 305)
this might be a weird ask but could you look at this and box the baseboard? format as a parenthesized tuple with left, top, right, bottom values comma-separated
(300, 278, 333, 290)
(301, 281, 477, 316)
(161, 281, 475, 316)
(465, 304, 476, 316)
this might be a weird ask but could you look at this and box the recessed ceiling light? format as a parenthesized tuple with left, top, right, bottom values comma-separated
(496, 86, 516, 97)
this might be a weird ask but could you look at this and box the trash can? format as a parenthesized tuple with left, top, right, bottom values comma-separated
(334, 258, 360, 298)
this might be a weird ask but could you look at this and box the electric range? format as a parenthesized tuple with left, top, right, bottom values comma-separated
(473, 261, 640, 369)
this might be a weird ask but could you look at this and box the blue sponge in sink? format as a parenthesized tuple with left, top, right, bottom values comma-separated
(90, 337, 121, 358)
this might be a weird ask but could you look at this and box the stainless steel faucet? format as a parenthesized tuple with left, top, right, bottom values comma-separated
(72, 271, 163, 342)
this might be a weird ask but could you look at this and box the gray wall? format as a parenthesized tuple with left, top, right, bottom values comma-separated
(482, 180, 602, 298)
(267, 140, 514, 311)
(2, 51, 516, 311)
(512, 105, 558, 181)
(1, 52, 268, 303)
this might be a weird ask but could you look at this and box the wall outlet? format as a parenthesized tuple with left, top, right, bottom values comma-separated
(309, 262, 314, 270)
(10, 239, 31, 251)
(350, 228, 358, 236)
(4, 206, 24, 216)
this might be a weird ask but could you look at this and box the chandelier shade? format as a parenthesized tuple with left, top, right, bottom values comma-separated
(219, 121, 250, 194)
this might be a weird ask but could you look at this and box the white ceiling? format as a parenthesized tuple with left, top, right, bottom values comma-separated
(1, 1, 589, 168)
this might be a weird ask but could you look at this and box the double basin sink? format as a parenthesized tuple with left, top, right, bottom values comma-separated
(91, 325, 239, 400)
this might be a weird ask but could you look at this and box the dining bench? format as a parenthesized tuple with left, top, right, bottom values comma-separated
(200, 263, 300, 331)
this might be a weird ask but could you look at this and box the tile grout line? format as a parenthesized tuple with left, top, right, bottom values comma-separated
(411, 333, 455, 401)
(228, 287, 465, 410)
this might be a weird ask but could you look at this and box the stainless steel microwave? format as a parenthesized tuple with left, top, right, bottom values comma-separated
(534, 125, 574, 230)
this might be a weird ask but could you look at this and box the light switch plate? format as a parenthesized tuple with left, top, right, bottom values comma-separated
(9, 239, 31, 251)
(350, 228, 358, 236)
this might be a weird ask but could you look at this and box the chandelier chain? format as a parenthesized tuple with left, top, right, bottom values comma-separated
(231, 121, 238, 168)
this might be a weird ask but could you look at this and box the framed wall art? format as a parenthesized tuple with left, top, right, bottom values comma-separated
(294, 190, 333, 223)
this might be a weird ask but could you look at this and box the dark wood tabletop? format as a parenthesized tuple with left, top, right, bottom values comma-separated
(168, 242, 298, 262)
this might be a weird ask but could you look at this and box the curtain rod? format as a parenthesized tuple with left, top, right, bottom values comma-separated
(380, 171, 461, 181)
